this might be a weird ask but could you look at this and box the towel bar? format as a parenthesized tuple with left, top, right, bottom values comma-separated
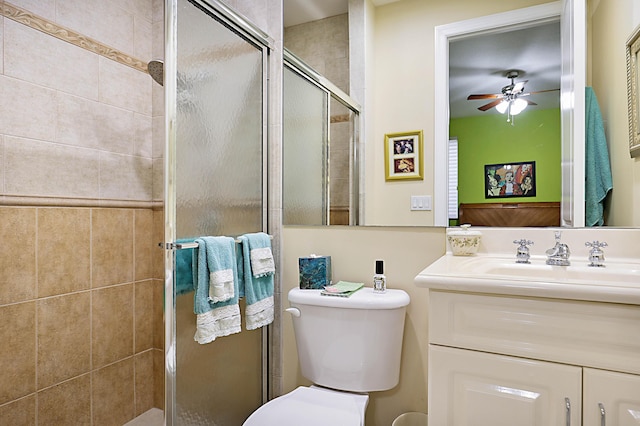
(159, 235, 273, 250)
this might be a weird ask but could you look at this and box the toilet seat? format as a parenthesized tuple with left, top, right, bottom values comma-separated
(243, 386, 369, 426)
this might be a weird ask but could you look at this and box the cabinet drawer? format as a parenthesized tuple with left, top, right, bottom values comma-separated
(429, 291, 640, 374)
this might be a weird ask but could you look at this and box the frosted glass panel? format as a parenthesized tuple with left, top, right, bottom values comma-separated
(283, 66, 328, 225)
(172, 0, 265, 424)
(177, 0, 263, 239)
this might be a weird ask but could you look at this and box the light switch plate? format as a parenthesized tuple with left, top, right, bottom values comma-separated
(411, 195, 432, 211)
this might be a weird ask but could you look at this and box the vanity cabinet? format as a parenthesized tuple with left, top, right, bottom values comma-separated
(427, 290, 640, 426)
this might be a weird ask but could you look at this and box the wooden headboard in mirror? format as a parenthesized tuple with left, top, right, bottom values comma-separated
(459, 202, 561, 227)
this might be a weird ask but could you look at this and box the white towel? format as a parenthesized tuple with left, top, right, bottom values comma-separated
(250, 247, 275, 278)
(209, 268, 234, 303)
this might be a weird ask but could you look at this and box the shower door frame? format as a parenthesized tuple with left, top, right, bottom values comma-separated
(163, 0, 275, 424)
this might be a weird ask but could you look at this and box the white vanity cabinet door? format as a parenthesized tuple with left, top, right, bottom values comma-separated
(583, 368, 640, 426)
(429, 345, 582, 426)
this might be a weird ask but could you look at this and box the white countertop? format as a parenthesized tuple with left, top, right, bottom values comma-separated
(415, 254, 640, 305)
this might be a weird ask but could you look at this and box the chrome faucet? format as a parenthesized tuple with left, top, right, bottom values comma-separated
(513, 239, 534, 264)
(585, 240, 608, 267)
(546, 231, 570, 266)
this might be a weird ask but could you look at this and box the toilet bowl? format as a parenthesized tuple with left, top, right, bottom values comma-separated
(243, 386, 369, 426)
(243, 287, 410, 426)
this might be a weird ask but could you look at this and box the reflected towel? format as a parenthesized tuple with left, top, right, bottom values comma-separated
(585, 87, 613, 226)
(238, 233, 274, 330)
(175, 238, 195, 295)
(193, 237, 241, 344)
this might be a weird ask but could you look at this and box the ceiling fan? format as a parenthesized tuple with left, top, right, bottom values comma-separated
(467, 70, 559, 120)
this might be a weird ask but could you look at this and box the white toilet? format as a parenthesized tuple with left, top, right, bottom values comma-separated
(243, 287, 410, 426)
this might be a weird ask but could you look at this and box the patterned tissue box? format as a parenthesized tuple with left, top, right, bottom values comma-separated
(299, 256, 332, 289)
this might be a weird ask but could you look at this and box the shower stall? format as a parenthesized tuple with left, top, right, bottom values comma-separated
(162, 0, 275, 424)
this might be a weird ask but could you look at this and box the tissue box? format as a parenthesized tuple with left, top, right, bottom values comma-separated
(299, 256, 332, 289)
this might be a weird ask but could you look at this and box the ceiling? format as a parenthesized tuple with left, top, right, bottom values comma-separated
(284, 1, 561, 119)
(449, 21, 561, 118)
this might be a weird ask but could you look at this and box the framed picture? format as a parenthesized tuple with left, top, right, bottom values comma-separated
(626, 24, 640, 157)
(384, 130, 424, 181)
(484, 161, 536, 198)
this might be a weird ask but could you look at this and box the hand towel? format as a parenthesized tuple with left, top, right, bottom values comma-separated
(204, 237, 236, 303)
(238, 233, 274, 330)
(192, 237, 241, 344)
(585, 87, 613, 226)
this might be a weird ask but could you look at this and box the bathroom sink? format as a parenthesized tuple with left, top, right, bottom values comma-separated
(415, 254, 640, 304)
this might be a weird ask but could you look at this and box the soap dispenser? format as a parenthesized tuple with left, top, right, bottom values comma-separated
(373, 260, 386, 293)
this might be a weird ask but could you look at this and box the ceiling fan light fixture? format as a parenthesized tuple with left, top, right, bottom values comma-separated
(510, 98, 528, 115)
(496, 100, 509, 114)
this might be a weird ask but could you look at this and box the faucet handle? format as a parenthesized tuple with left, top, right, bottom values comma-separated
(585, 241, 607, 267)
(513, 239, 534, 264)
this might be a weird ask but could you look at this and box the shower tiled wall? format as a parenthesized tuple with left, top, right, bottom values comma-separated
(0, 207, 164, 425)
(0, 0, 165, 424)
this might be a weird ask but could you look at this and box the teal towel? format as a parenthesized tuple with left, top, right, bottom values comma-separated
(585, 87, 613, 226)
(238, 233, 274, 330)
(192, 237, 241, 344)
(175, 238, 195, 295)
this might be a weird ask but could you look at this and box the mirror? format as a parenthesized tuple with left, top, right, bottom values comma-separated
(284, 0, 637, 228)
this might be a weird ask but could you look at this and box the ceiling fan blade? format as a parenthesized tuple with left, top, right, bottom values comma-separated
(478, 99, 504, 111)
(529, 88, 560, 94)
(525, 100, 538, 106)
(467, 93, 503, 100)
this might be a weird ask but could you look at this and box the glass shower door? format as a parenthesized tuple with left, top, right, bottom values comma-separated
(165, 0, 269, 424)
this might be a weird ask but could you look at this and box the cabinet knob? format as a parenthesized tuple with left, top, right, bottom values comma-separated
(598, 402, 606, 426)
(565, 397, 571, 426)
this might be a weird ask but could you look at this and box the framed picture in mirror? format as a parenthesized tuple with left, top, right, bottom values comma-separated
(384, 130, 424, 181)
(485, 161, 536, 198)
(626, 24, 640, 157)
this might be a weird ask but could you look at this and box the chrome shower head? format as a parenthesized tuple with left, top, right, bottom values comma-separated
(147, 60, 164, 86)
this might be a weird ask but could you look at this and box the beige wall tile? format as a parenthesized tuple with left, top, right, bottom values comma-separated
(4, 136, 100, 198)
(92, 209, 134, 288)
(152, 210, 164, 280)
(92, 359, 135, 426)
(152, 279, 164, 349)
(8, 0, 56, 22)
(0, 17, 4, 74)
(0, 302, 36, 404)
(56, 1, 134, 55)
(134, 350, 155, 415)
(92, 284, 134, 368)
(37, 208, 91, 297)
(0, 395, 36, 426)
(134, 15, 153, 62)
(99, 152, 153, 201)
(4, 20, 99, 100)
(135, 281, 154, 353)
(135, 209, 154, 280)
(134, 112, 153, 158)
(153, 348, 165, 409)
(112, 0, 154, 24)
(152, 18, 164, 59)
(57, 93, 136, 155)
(37, 374, 91, 425)
(0, 135, 4, 194)
(37, 292, 91, 388)
(99, 57, 152, 115)
(152, 115, 164, 157)
(152, 0, 164, 24)
(0, 75, 57, 141)
(0, 207, 36, 305)
(152, 157, 164, 202)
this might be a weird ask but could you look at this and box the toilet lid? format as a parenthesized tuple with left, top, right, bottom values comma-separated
(243, 386, 368, 426)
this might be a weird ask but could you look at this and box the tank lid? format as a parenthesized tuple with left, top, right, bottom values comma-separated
(288, 287, 410, 309)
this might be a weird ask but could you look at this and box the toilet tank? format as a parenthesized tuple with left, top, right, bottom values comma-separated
(287, 287, 410, 392)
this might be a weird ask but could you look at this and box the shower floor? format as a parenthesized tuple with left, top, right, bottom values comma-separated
(124, 408, 164, 426)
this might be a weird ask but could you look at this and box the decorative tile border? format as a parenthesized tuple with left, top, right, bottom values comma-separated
(0, 1, 149, 74)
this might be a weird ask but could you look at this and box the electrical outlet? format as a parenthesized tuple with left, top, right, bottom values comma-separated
(410, 195, 432, 211)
